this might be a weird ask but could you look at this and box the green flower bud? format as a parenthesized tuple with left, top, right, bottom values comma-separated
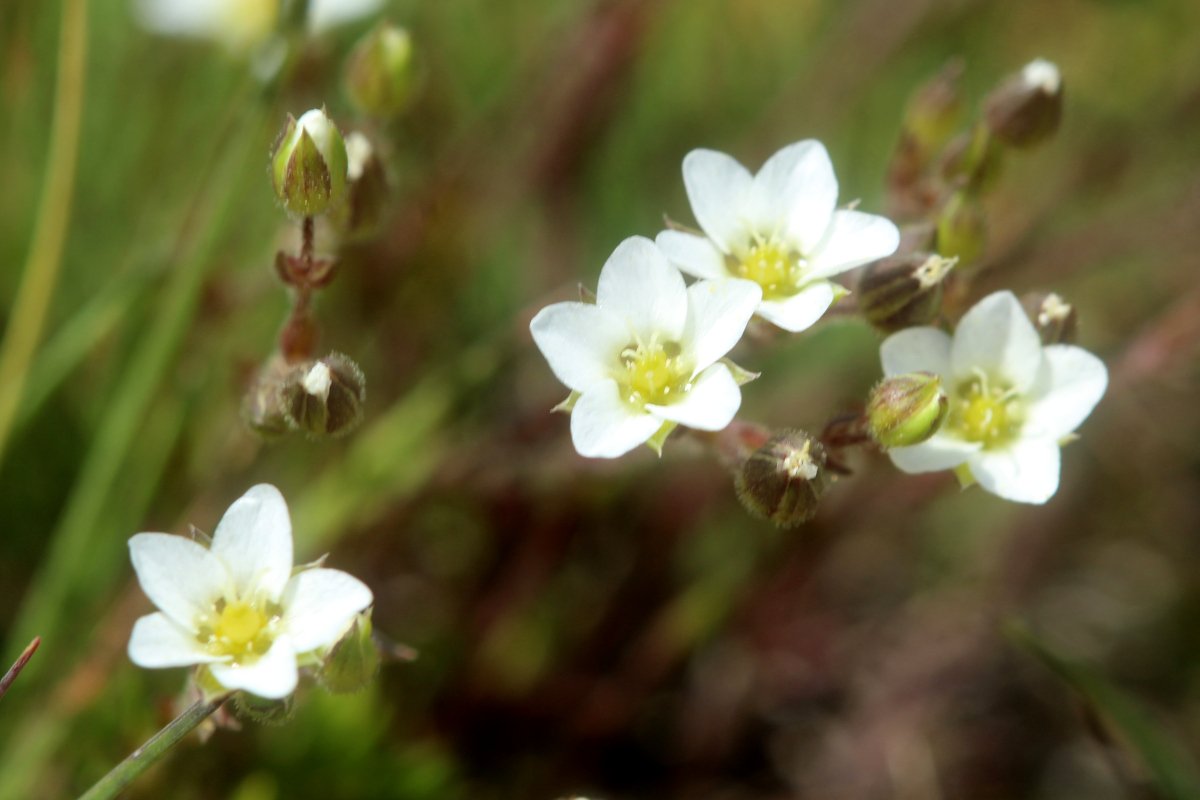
(935, 191, 986, 267)
(1021, 291, 1078, 345)
(857, 252, 955, 333)
(317, 612, 380, 694)
(282, 353, 367, 438)
(344, 23, 417, 119)
(866, 372, 948, 449)
(271, 109, 349, 217)
(330, 131, 389, 240)
(734, 429, 828, 527)
(983, 59, 1063, 149)
(904, 59, 965, 158)
(940, 122, 1005, 193)
(231, 691, 295, 726)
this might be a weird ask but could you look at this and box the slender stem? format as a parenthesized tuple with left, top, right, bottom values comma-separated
(0, 639, 40, 703)
(0, 0, 89, 468)
(77, 695, 227, 800)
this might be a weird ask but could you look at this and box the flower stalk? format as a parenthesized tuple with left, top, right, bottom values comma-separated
(77, 695, 229, 800)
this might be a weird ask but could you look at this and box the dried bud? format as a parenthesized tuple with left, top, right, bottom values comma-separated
(735, 429, 828, 527)
(271, 109, 349, 217)
(344, 23, 417, 119)
(317, 612, 380, 694)
(857, 252, 955, 332)
(866, 372, 948, 449)
(983, 59, 1063, 149)
(282, 353, 366, 437)
(1021, 291, 1078, 345)
(330, 132, 389, 239)
(935, 191, 986, 266)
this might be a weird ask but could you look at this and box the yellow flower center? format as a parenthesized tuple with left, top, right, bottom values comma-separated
(619, 339, 691, 406)
(197, 597, 281, 660)
(948, 373, 1023, 448)
(734, 239, 807, 299)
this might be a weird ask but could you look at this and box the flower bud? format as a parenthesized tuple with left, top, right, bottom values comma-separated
(1021, 291, 1078, 345)
(242, 356, 302, 438)
(282, 353, 366, 437)
(330, 132, 389, 239)
(866, 372, 948, 449)
(903, 59, 965, 157)
(935, 191, 986, 266)
(343, 23, 417, 119)
(857, 252, 955, 332)
(271, 109, 349, 217)
(317, 612, 380, 694)
(734, 429, 828, 527)
(983, 59, 1063, 149)
(231, 691, 295, 726)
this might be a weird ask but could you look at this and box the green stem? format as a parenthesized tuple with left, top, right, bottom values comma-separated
(77, 695, 227, 800)
(0, 0, 89, 467)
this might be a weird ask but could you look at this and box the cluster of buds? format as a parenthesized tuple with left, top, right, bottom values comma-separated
(244, 353, 366, 439)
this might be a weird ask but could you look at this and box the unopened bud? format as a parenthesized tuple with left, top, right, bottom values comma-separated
(904, 59, 965, 157)
(1021, 291, 1078, 344)
(344, 23, 417, 119)
(331, 132, 389, 239)
(318, 612, 380, 694)
(984, 59, 1063, 149)
(857, 252, 955, 332)
(940, 123, 1005, 193)
(282, 353, 366, 437)
(231, 691, 295, 726)
(936, 191, 986, 266)
(734, 429, 828, 527)
(866, 372, 948, 449)
(242, 356, 302, 438)
(271, 109, 349, 217)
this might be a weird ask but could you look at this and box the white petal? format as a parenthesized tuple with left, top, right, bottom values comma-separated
(682, 279, 762, 371)
(748, 140, 838, 253)
(967, 437, 1061, 504)
(880, 327, 953, 378)
(1024, 345, 1108, 439)
(128, 612, 225, 668)
(655, 230, 730, 280)
(133, 0, 227, 37)
(129, 533, 229, 630)
(211, 484, 294, 602)
(308, 0, 382, 32)
(951, 291, 1044, 391)
(645, 363, 740, 431)
(282, 569, 374, 653)
(596, 236, 688, 341)
(754, 281, 836, 333)
(682, 149, 753, 253)
(570, 380, 663, 458)
(808, 210, 900, 277)
(888, 433, 980, 473)
(208, 635, 299, 699)
(529, 302, 628, 393)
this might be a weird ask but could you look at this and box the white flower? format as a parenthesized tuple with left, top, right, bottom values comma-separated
(134, 0, 382, 51)
(880, 291, 1107, 504)
(127, 484, 373, 699)
(530, 236, 762, 458)
(656, 140, 900, 333)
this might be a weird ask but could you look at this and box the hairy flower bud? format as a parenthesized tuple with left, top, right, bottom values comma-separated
(317, 612, 380, 694)
(984, 59, 1063, 149)
(936, 191, 986, 266)
(271, 109, 349, 217)
(1021, 291, 1078, 345)
(231, 691, 295, 726)
(866, 372, 948, 449)
(243, 356, 302, 438)
(331, 131, 389, 239)
(735, 429, 828, 527)
(344, 23, 416, 119)
(282, 353, 366, 437)
(857, 252, 955, 332)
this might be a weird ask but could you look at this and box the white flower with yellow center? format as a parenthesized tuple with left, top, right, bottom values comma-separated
(127, 484, 373, 699)
(880, 291, 1108, 504)
(530, 236, 762, 458)
(134, 0, 383, 51)
(656, 140, 900, 333)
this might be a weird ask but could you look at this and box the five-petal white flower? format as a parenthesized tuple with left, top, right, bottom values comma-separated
(530, 236, 762, 458)
(127, 484, 373, 699)
(656, 140, 900, 333)
(880, 291, 1107, 504)
(134, 0, 382, 51)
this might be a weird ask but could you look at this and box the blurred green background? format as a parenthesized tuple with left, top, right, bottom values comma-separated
(2, 0, 1199, 797)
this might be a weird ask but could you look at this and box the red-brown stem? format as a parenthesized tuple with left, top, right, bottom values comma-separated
(0, 637, 41, 703)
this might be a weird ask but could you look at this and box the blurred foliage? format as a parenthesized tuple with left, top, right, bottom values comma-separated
(1, 0, 1199, 798)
